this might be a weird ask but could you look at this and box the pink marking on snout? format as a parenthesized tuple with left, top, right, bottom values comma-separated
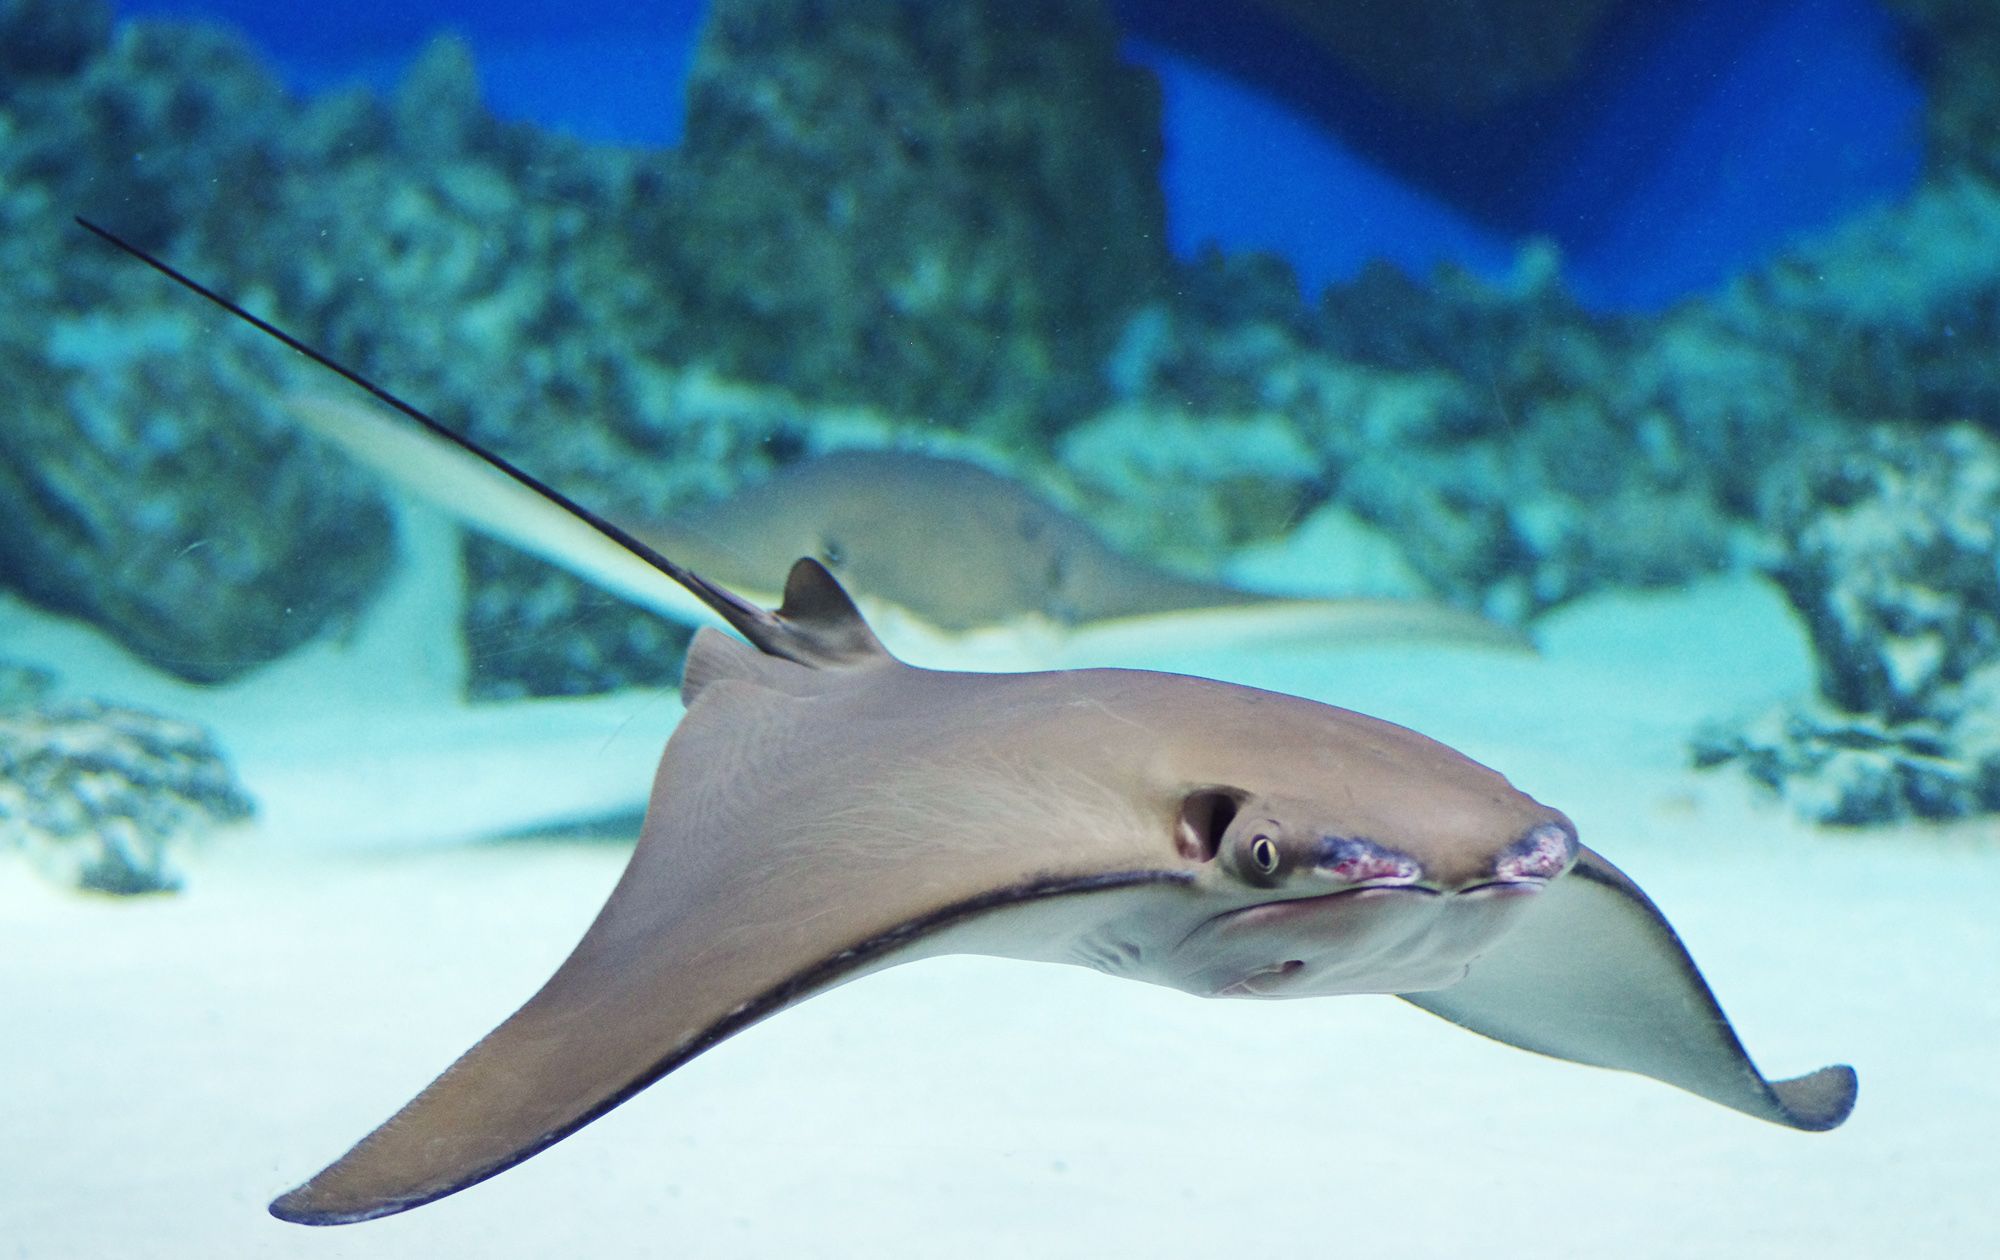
(1321, 842, 1422, 885)
(1492, 822, 1577, 882)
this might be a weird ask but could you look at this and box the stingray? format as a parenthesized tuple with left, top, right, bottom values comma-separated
(279, 392, 1524, 669)
(76, 219, 1855, 1228)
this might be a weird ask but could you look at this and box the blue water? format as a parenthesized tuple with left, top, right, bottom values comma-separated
(113, 0, 1921, 310)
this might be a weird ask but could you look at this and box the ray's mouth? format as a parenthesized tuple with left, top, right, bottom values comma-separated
(1443, 877, 1551, 899)
(1203, 880, 1439, 937)
(1244, 874, 1551, 916)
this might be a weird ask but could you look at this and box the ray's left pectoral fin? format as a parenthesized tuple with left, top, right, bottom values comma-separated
(1400, 846, 1856, 1131)
(267, 641, 1195, 1232)
(267, 862, 1185, 1228)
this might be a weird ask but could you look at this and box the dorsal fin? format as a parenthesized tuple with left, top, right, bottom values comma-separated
(73, 217, 897, 674)
(771, 557, 890, 666)
(679, 560, 892, 698)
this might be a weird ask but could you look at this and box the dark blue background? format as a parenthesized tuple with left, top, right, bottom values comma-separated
(113, 0, 1924, 309)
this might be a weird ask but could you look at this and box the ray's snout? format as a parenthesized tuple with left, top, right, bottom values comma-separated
(1307, 818, 1576, 892)
(1491, 820, 1579, 884)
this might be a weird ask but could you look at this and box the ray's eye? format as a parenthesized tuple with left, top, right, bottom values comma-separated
(1249, 834, 1280, 876)
(818, 537, 846, 568)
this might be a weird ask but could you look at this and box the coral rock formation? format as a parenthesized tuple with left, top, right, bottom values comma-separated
(0, 694, 255, 893)
(0, 3, 394, 681)
(1884, 0, 2000, 181)
(1695, 425, 2000, 823)
(669, 0, 1167, 439)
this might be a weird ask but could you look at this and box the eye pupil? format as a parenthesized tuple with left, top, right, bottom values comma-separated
(1251, 835, 1279, 874)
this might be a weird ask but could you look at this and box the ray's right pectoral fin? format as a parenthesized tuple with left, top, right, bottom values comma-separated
(1400, 846, 1856, 1131)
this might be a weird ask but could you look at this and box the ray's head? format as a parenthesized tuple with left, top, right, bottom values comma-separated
(1157, 679, 1576, 890)
(1174, 783, 1577, 900)
(1134, 679, 1579, 998)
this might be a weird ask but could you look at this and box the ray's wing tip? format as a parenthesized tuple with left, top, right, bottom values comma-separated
(1771, 1062, 1858, 1132)
(268, 1183, 420, 1227)
(268, 1187, 343, 1227)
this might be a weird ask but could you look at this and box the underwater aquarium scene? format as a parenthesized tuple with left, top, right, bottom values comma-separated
(2, 0, 1995, 1254)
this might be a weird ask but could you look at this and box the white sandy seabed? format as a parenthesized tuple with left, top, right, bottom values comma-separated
(3, 531, 1996, 1258)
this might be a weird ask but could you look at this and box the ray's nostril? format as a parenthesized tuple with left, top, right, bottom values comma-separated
(1493, 821, 1578, 882)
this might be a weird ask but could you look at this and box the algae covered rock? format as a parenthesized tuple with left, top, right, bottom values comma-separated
(184, 37, 764, 700)
(0, 660, 56, 709)
(462, 542, 697, 701)
(0, 14, 686, 688)
(668, 0, 1167, 439)
(1693, 696, 2000, 827)
(1313, 251, 1758, 620)
(1883, 0, 2000, 182)
(1058, 240, 1799, 627)
(0, 301, 394, 683)
(1735, 175, 2000, 433)
(0, 9, 397, 681)
(1066, 251, 1481, 581)
(0, 695, 254, 893)
(1770, 425, 2000, 722)
(0, 0, 108, 86)
(1057, 403, 1319, 567)
(1696, 425, 2000, 823)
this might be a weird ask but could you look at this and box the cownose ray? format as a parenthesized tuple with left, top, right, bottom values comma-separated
(278, 391, 1526, 670)
(74, 218, 1856, 1229)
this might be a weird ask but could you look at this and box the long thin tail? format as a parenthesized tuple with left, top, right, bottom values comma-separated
(74, 217, 874, 668)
